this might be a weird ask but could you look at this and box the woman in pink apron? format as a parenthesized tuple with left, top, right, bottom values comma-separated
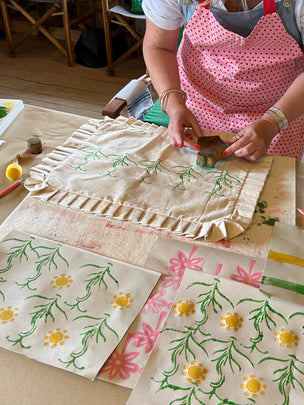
(142, 0, 304, 161)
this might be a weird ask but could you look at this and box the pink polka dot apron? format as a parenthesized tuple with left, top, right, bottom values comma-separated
(177, 0, 304, 160)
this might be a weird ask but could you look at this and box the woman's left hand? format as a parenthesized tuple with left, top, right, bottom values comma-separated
(224, 118, 279, 161)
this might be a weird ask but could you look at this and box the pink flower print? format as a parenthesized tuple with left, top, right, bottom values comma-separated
(142, 289, 172, 314)
(132, 323, 160, 353)
(100, 348, 140, 380)
(230, 259, 263, 288)
(216, 263, 223, 276)
(132, 312, 167, 354)
(162, 246, 204, 291)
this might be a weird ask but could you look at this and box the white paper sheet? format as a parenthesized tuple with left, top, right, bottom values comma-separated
(128, 271, 304, 404)
(0, 230, 160, 380)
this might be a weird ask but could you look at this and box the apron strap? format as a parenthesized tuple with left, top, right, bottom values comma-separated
(198, 0, 276, 14)
(198, 0, 210, 9)
(263, 0, 276, 15)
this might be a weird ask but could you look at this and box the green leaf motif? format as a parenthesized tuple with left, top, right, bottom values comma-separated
(238, 298, 287, 353)
(65, 262, 119, 312)
(188, 278, 234, 319)
(138, 159, 170, 184)
(6, 294, 67, 349)
(74, 147, 109, 171)
(204, 337, 254, 398)
(17, 245, 69, 291)
(58, 313, 119, 370)
(104, 153, 137, 177)
(0, 237, 39, 273)
(260, 354, 304, 405)
(170, 165, 205, 191)
(70, 146, 243, 196)
(205, 169, 241, 197)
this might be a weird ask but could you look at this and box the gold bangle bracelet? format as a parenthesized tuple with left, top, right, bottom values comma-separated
(158, 88, 187, 115)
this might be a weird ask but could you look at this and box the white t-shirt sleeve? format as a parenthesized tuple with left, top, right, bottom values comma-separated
(142, 0, 185, 30)
(295, 0, 304, 47)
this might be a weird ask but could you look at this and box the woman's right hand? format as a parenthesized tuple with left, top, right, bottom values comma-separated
(166, 102, 202, 150)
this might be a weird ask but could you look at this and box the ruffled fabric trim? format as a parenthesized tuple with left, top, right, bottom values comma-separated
(25, 117, 273, 242)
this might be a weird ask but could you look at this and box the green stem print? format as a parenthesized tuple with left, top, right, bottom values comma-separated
(238, 298, 287, 353)
(74, 147, 138, 177)
(153, 374, 208, 405)
(170, 386, 207, 405)
(289, 311, 304, 322)
(59, 313, 119, 370)
(69, 147, 243, 197)
(17, 245, 69, 291)
(6, 294, 68, 349)
(205, 169, 241, 197)
(104, 153, 137, 177)
(162, 324, 211, 379)
(154, 331, 252, 405)
(170, 165, 205, 191)
(0, 277, 5, 302)
(153, 279, 246, 405)
(65, 263, 119, 312)
(204, 337, 254, 399)
(157, 386, 250, 405)
(188, 278, 234, 321)
(260, 354, 304, 405)
(138, 159, 169, 184)
(0, 236, 39, 273)
(74, 146, 109, 171)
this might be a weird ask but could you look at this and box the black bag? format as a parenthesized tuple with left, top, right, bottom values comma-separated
(74, 28, 128, 68)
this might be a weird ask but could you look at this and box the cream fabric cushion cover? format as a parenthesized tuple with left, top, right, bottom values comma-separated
(25, 117, 272, 242)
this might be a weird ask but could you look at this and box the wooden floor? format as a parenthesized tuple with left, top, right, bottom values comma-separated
(0, 32, 147, 119)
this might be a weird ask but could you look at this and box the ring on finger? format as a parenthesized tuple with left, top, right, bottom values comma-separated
(234, 134, 242, 140)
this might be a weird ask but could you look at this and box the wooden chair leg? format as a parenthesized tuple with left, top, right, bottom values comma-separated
(88, 0, 95, 28)
(0, 0, 15, 56)
(101, 0, 114, 75)
(61, 0, 74, 66)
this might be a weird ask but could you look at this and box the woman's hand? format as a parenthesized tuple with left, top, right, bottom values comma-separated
(167, 103, 202, 150)
(224, 118, 279, 161)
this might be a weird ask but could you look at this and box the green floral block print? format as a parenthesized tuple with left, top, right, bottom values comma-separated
(0, 230, 159, 380)
(127, 272, 304, 405)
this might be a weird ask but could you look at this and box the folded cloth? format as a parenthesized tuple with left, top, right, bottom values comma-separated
(114, 76, 154, 120)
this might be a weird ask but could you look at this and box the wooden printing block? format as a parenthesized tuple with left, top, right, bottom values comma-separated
(196, 136, 228, 168)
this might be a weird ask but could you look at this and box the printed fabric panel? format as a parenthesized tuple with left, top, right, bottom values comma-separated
(24, 117, 273, 242)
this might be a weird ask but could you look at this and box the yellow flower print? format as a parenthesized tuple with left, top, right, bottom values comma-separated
(51, 273, 73, 290)
(182, 360, 209, 385)
(44, 328, 69, 348)
(173, 299, 196, 317)
(111, 292, 133, 310)
(275, 328, 299, 348)
(221, 312, 243, 331)
(241, 375, 266, 399)
(0, 306, 19, 324)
